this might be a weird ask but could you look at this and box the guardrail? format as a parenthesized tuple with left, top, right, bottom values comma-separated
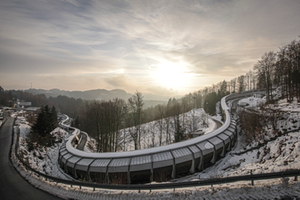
(13, 131, 300, 192)
(58, 91, 265, 184)
(11, 90, 300, 192)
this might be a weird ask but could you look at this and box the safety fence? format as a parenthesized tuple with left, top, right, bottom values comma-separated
(13, 126, 300, 192)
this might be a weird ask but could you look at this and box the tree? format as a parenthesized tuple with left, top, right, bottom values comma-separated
(28, 105, 57, 148)
(231, 78, 237, 93)
(112, 98, 126, 152)
(128, 91, 144, 150)
(217, 80, 228, 98)
(237, 75, 245, 93)
(51, 106, 58, 127)
(203, 92, 218, 115)
(155, 104, 165, 146)
(255, 51, 276, 102)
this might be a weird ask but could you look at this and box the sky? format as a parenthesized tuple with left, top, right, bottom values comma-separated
(0, 0, 300, 97)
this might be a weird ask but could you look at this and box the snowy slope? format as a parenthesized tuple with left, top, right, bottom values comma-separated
(14, 115, 73, 180)
(176, 95, 300, 183)
(11, 93, 300, 199)
(84, 108, 216, 152)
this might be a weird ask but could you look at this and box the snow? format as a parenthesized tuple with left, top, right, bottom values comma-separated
(238, 96, 266, 108)
(183, 131, 300, 180)
(175, 94, 300, 183)
(9, 91, 300, 199)
(269, 98, 300, 113)
(82, 108, 218, 154)
(14, 112, 73, 180)
(65, 107, 229, 158)
(121, 108, 216, 152)
(11, 125, 300, 200)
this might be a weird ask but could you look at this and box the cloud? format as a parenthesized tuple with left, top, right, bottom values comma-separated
(105, 74, 137, 92)
(1, 0, 300, 95)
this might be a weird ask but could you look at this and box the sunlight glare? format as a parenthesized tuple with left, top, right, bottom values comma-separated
(152, 61, 192, 91)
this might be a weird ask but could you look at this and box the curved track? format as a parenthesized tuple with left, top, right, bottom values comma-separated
(58, 91, 265, 184)
(0, 115, 61, 200)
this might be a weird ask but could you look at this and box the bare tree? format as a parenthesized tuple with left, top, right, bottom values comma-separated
(231, 78, 237, 93)
(128, 91, 144, 150)
(155, 104, 165, 146)
(170, 99, 184, 143)
(238, 75, 246, 93)
(255, 51, 276, 102)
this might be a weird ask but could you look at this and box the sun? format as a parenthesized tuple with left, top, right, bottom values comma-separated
(151, 61, 192, 91)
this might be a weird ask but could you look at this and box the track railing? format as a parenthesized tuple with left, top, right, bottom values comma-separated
(11, 90, 300, 192)
(13, 133, 300, 191)
(58, 91, 267, 184)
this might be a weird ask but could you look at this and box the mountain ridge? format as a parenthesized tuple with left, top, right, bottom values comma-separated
(25, 88, 172, 108)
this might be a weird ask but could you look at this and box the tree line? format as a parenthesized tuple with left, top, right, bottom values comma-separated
(1, 37, 299, 152)
(78, 91, 199, 152)
(255, 39, 300, 103)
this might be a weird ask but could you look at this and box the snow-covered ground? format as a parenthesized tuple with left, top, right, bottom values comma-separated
(119, 108, 214, 152)
(176, 93, 300, 180)
(10, 92, 300, 199)
(14, 108, 216, 178)
(176, 130, 300, 181)
(84, 108, 217, 152)
(14, 112, 73, 180)
(238, 96, 266, 108)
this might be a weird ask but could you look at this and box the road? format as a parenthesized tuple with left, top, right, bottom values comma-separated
(0, 115, 61, 200)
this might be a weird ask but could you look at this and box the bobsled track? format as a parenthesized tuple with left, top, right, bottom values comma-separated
(58, 91, 265, 184)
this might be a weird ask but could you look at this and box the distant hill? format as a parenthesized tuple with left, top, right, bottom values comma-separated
(25, 88, 169, 108)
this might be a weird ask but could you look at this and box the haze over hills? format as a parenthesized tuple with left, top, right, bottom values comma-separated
(25, 88, 176, 108)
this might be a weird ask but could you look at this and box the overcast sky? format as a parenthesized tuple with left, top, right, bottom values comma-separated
(1, 0, 300, 96)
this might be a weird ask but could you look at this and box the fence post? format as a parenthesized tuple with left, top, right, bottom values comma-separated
(138, 184, 140, 193)
(251, 170, 254, 186)
(295, 175, 298, 181)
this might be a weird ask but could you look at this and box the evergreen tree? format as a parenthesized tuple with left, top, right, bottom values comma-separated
(51, 105, 58, 127)
(203, 92, 218, 115)
(28, 105, 57, 148)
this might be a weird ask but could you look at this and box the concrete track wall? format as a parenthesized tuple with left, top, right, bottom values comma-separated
(58, 91, 263, 184)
